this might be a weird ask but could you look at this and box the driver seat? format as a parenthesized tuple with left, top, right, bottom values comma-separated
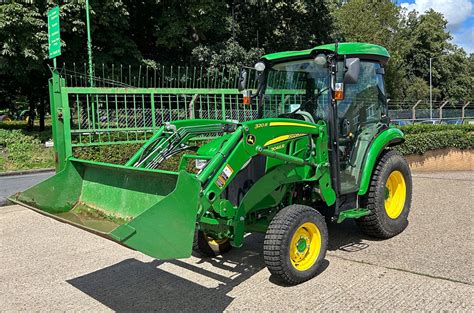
(278, 110, 315, 124)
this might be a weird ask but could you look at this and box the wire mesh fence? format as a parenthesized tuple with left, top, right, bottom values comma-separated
(387, 99, 472, 124)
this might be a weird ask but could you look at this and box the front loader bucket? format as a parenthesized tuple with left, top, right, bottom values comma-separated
(9, 158, 201, 259)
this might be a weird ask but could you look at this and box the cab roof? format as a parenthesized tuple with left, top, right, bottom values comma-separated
(262, 42, 390, 63)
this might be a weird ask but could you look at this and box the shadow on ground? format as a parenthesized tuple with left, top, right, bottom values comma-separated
(327, 219, 380, 252)
(67, 222, 375, 311)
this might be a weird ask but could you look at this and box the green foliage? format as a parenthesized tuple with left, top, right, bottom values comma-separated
(399, 124, 474, 135)
(0, 129, 54, 171)
(332, 1, 473, 102)
(73, 143, 142, 165)
(0, 121, 52, 142)
(0, 2, 48, 112)
(192, 38, 265, 73)
(1, 0, 473, 124)
(232, 0, 334, 52)
(332, 0, 409, 99)
(396, 125, 474, 155)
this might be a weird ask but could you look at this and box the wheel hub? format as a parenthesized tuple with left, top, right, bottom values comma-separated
(296, 236, 308, 253)
(289, 222, 321, 271)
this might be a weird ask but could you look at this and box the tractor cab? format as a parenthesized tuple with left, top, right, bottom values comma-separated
(240, 42, 391, 195)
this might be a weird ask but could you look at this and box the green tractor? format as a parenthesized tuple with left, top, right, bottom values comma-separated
(11, 42, 412, 284)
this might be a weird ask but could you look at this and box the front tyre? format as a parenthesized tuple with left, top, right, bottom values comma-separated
(357, 150, 412, 238)
(263, 205, 328, 285)
(193, 230, 232, 257)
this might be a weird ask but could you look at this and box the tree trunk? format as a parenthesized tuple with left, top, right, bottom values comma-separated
(27, 101, 35, 131)
(39, 97, 45, 131)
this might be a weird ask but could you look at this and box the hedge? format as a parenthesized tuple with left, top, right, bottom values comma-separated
(394, 124, 473, 155)
(398, 124, 474, 135)
(395, 129, 473, 155)
(74, 144, 142, 165)
(1, 124, 472, 172)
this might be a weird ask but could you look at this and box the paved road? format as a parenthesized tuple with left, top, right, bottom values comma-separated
(0, 171, 473, 311)
(0, 171, 54, 206)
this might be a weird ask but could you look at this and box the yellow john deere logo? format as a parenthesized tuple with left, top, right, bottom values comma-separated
(246, 134, 256, 145)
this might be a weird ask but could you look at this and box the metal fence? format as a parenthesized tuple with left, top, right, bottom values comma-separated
(58, 63, 259, 89)
(387, 99, 472, 124)
(66, 88, 263, 146)
(53, 65, 473, 150)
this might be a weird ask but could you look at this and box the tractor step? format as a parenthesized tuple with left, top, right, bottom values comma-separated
(336, 208, 371, 223)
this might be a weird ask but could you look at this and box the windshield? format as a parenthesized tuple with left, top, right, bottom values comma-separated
(262, 58, 330, 120)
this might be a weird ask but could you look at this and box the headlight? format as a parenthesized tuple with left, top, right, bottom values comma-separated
(314, 53, 327, 65)
(195, 159, 208, 170)
(254, 62, 266, 72)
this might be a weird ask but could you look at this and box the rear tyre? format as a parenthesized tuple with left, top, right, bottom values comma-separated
(193, 230, 232, 257)
(356, 150, 412, 238)
(264, 204, 328, 285)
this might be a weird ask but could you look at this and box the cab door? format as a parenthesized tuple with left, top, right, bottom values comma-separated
(336, 61, 388, 194)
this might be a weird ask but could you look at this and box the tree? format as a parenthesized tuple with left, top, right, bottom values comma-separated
(0, 1, 48, 129)
(59, 0, 141, 67)
(232, 0, 334, 53)
(403, 9, 472, 102)
(332, 0, 410, 99)
(403, 9, 450, 81)
(121, 0, 229, 64)
(192, 38, 264, 71)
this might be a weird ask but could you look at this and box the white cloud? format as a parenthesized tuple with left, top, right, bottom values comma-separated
(452, 27, 474, 53)
(400, 0, 473, 30)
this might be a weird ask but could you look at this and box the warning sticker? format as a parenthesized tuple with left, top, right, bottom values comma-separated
(215, 164, 234, 189)
(222, 164, 234, 180)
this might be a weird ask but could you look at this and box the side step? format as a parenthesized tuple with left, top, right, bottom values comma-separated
(337, 208, 371, 223)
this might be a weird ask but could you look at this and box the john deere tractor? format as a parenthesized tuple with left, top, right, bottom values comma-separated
(11, 42, 412, 284)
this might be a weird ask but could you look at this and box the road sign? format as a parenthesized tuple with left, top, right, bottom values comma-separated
(48, 6, 61, 59)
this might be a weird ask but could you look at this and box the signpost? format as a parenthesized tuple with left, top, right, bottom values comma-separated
(85, 0, 94, 86)
(48, 6, 61, 67)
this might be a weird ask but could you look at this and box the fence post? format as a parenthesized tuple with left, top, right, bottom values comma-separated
(221, 93, 226, 120)
(49, 70, 72, 173)
(439, 100, 449, 119)
(461, 101, 470, 121)
(150, 92, 156, 128)
(412, 100, 421, 122)
(188, 94, 197, 119)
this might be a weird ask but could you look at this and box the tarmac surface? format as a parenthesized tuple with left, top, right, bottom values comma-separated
(1, 171, 473, 311)
(0, 171, 54, 206)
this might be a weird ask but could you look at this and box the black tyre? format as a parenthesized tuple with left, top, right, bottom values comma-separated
(356, 149, 412, 238)
(263, 204, 328, 285)
(193, 230, 232, 257)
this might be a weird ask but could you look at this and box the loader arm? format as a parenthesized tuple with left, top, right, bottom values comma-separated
(191, 118, 336, 247)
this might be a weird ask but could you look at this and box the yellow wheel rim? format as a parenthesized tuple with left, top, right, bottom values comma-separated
(289, 222, 321, 271)
(384, 170, 406, 219)
(203, 233, 228, 246)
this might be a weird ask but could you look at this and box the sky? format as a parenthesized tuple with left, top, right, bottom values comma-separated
(399, 0, 474, 53)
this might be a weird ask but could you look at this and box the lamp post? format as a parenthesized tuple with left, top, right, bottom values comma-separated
(429, 57, 437, 120)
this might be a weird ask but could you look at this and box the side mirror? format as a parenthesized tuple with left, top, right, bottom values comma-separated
(344, 58, 360, 84)
(238, 69, 248, 91)
(340, 118, 351, 137)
